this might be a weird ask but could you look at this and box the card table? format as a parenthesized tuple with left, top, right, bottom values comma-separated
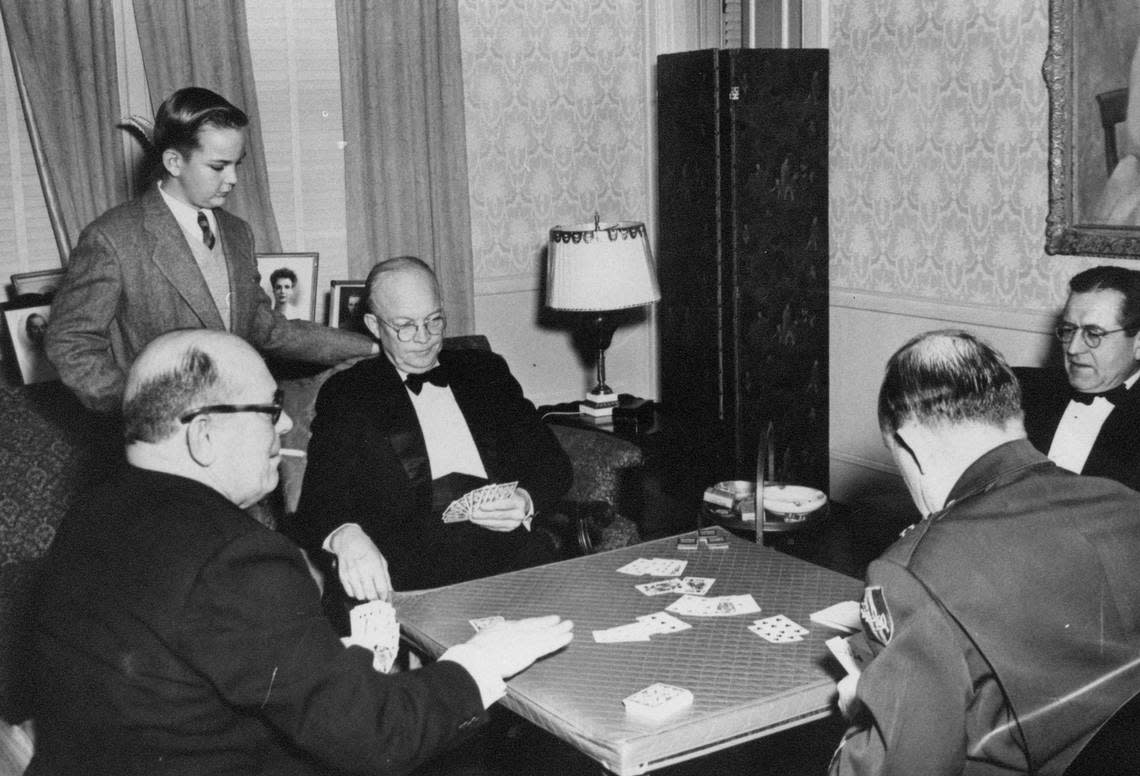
(393, 530, 864, 775)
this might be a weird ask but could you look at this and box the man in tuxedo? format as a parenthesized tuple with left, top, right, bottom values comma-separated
(830, 330, 1140, 775)
(287, 256, 572, 607)
(1016, 265, 1140, 492)
(29, 329, 573, 775)
(45, 86, 375, 414)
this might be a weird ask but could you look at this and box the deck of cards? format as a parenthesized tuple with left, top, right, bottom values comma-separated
(666, 593, 761, 617)
(622, 683, 694, 721)
(344, 600, 400, 673)
(748, 613, 809, 643)
(442, 481, 518, 523)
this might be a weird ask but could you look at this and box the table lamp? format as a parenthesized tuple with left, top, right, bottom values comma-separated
(547, 215, 661, 417)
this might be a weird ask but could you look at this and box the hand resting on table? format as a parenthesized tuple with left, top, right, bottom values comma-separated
(463, 615, 574, 679)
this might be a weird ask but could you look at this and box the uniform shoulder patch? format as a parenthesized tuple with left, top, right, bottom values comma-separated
(861, 586, 893, 644)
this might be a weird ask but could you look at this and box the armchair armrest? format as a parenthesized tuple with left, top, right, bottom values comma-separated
(547, 424, 645, 552)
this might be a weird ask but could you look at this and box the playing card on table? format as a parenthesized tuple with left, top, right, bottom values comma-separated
(622, 683, 694, 721)
(616, 558, 655, 576)
(646, 558, 688, 577)
(636, 611, 692, 635)
(678, 577, 715, 595)
(667, 593, 760, 617)
(469, 615, 505, 632)
(593, 622, 654, 643)
(750, 613, 810, 643)
(635, 578, 684, 596)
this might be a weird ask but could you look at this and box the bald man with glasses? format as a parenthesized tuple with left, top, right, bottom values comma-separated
(284, 257, 572, 627)
(1015, 265, 1140, 492)
(29, 330, 574, 774)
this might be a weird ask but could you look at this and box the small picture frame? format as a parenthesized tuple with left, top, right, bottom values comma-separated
(11, 268, 65, 298)
(257, 252, 319, 322)
(329, 280, 367, 332)
(3, 300, 58, 385)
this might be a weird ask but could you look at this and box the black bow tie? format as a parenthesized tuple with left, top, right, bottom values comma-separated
(1071, 384, 1130, 406)
(405, 366, 448, 395)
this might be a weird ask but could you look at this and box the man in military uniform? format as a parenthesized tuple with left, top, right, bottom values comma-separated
(830, 330, 1140, 775)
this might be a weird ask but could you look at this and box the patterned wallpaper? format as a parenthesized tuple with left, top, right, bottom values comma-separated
(830, 0, 1130, 313)
(458, 0, 649, 281)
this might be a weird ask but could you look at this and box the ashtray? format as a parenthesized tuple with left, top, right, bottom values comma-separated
(761, 483, 828, 522)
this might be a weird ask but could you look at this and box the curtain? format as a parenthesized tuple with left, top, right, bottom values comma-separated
(336, 0, 474, 333)
(131, 0, 281, 253)
(0, 0, 127, 263)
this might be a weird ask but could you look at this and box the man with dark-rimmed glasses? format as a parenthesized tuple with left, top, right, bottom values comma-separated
(1016, 265, 1140, 492)
(29, 329, 574, 774)
(283, 256, 572, 627)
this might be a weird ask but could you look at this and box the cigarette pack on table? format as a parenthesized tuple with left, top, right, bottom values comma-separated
(703, 480, 753, 510)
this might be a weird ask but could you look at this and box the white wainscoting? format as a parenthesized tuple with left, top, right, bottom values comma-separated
(829, 288, 1057, 504)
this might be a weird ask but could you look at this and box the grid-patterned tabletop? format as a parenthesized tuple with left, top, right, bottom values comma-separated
(394, 531, 863, 775)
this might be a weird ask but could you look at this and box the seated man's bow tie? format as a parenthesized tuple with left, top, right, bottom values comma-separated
(405, 366, 449, 395)
(1071, 384, 1130, 406)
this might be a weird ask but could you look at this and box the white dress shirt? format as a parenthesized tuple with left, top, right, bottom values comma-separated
(1048, 371, 1140, 474)
(404, 374, 486, 479)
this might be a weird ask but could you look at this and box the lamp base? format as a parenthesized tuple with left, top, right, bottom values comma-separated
(579, 388, 619, 417)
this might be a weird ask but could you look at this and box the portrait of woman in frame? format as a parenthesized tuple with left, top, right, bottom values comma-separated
(1046, 0, 1140, 256)
(256, 252, 319, 322)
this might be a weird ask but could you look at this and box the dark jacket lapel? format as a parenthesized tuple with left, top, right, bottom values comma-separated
(363, 356, 433, 489)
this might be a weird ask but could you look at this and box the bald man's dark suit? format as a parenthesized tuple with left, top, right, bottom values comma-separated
(30, 466, 487, 775)
(1016, 366, 1140, 492)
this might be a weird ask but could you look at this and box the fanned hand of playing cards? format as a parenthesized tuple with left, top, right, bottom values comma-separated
(343, 600, 400, 673)
(442, 481, 519, 523)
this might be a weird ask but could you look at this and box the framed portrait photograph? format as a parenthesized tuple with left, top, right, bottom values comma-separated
(328, 280, 367, 332)
(1045, 0, 1140, 256)
(11, 268, 65, 298)
(2, 300, 58, 385)
(257, 252, 319, 322)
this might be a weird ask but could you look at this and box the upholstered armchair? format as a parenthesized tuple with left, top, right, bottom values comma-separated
(275, 335, 645, 554)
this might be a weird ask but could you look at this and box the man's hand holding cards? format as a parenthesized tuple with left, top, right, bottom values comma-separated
(443, 481, 531, 531)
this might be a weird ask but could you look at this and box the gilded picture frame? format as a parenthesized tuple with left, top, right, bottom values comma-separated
(1045, 0, 1140, 256)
